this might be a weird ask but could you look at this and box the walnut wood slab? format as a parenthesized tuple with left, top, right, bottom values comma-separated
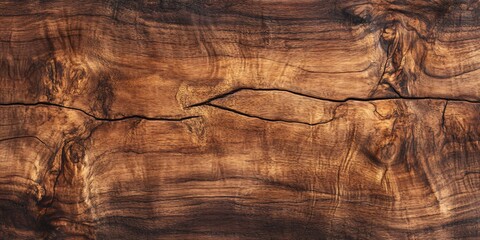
(0, 1, 479, 239)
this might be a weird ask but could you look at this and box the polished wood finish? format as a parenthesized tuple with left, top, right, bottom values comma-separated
(0, 1, 479, 239)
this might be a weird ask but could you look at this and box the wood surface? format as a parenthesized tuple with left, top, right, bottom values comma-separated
(0, 0, 479, 239)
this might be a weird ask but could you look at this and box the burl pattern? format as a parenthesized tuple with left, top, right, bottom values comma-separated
(0, 0, 479, 239)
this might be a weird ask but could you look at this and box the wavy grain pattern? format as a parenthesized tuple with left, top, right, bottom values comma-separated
(0, 0, 479, 239)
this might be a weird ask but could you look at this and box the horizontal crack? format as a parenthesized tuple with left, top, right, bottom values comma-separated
(186, 87, 480, 108)
(0, 135, 53, 151)
(0, 102, 199, 122)
(207, 103, 335, 126)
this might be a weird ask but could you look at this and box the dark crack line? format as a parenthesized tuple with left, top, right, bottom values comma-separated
(35, 146, 61, 226)
(369, 28, 401, 97)
(46, 151, 65, 214)
(0, 135, 53, 152)
(186, 87, 480, 108)
(382, 80, 402, 97)
(441, 100, 448, 132)
(370, 47, 393, 97)
(0, 102, 200, 122)
(206, 103, 335, 126)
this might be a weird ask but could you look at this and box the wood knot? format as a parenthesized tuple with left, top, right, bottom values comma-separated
(381, 25, 396, 42)
(65, 141, 85, 164)
(378, 142, 397, 165)
(32, 184, 46, 202)
(43, 57, 89, 100)
(46, 59, 63, 85)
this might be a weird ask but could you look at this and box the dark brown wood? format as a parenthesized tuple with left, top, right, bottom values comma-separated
(0, 0, 479, 239)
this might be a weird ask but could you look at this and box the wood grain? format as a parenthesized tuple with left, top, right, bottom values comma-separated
(0, 0, 479, 239)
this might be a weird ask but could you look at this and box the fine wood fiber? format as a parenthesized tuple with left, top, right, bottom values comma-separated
(0, 0, 479, 239)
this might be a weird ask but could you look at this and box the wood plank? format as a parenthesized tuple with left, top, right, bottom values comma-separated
(0, 0, 479, 239)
